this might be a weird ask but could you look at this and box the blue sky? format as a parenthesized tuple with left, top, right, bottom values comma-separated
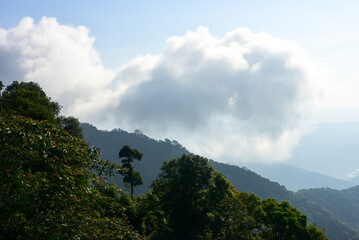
(2, 1, 359, 67)
(1, 1, 359, 176)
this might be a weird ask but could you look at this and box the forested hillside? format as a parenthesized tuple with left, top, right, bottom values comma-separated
(296, 187, 359, 232)
(0, 114, 327, 239)
(82, 123, 189, 194)
(1, 80, 329, 239)
(212, 162, 359, 240)
(83, 123, 359, 240)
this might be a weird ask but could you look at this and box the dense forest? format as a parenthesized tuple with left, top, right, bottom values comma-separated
(1, 81, 329, 239)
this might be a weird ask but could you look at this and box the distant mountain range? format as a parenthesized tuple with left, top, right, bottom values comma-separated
(238, 162, 357, 191)
(82, 123, 359, 240)
(288, 121, 359, 180)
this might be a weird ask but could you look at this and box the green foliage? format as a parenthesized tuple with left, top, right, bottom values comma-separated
(1, 81, 84, 138)
(205, 191, 259, 240)
(259, 199, 328, 240)
(149, 154, 242, 239)
(119, 145, 143, 196)
(260, 199, 306, 239)
(2, 81, 61, 122)
(0, 113, 144, 239)
(135, 154, 327, 240)
(58, 115, 84, 138)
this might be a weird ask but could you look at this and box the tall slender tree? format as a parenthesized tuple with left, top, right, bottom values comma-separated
(119, 145, 143, 196)
(0, 81, 3, 112)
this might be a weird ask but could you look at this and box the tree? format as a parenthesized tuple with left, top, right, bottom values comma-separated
(208, 191, 260, 240)
(58, 115, 84, 138)
(260, 199, 328, 240)
(0, 113, 143, 239)
(150, 154, 233, 240)
(2, 81, 61, 122)
(0, 81, 3, 111)
(119, 145, 143, 196)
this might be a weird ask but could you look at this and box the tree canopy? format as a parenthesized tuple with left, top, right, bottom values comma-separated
(135, 154, 328, 240)
(2, 81, 61, 122)
(1, 81, 83, 138)
(58, 115, 84, 138)
(150, 154, 232, 239)
(0, 113, 143, 239)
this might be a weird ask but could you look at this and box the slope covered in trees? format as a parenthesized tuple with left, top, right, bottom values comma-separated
(212, 162, 359, 240)
(0, 114, 327, 239)
(296, 186, 359, 232)
(82, 124, 359, 240)
(81, 123, 189, 194)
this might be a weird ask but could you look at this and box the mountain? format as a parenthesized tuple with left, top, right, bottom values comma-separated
(82, 123, 359, 240)
(210, 161, 359, 240)
(209, 161, 291, 200)
(82, 123, 189, 194)
(289, 122, 359, 180)
(296, 186, 359, 232)
(239, 162, 356, 191)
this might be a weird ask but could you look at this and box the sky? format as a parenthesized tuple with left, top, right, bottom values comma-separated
(1, 1, 359, 176)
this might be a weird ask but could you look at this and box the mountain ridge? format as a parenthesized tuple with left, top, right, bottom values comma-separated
(238, 162, 357, 191)
(81, 123, 359, 240)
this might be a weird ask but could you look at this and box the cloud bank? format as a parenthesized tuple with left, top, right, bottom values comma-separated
(0, 17, 318, 163)
(0, 17, 115, 117)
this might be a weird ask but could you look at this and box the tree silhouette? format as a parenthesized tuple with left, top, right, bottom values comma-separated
(0, 81, 3, 112)
(119, 145, 143, 196)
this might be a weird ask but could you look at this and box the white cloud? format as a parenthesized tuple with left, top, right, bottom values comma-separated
(109, 27, 317, 162)
(348, 169, 359, 179)
(0, 19, 320, 163)
(0, 17, 116, 119)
